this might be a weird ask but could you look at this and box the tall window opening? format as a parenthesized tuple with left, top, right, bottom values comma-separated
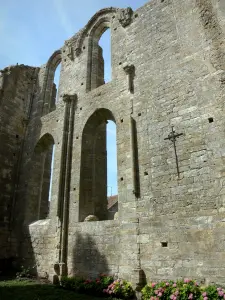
(107, 120, 118, 220)
(79, 109, 118, 221)
(99, 28, 111, 84)
(26, 134, 55, 223)
(50, 63, 61, 110)
(87, 24, 112, 91)
(48, 144, 55, 202)
(43, 50, 61, 115)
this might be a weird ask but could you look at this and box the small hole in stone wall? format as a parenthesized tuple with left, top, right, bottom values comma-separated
(22, 98, 25, 101)
(13, 153, 16, 157)
(16, 135, 19, 138)
(58, 142, 60, 145)
(26, 153, 29, 156)
(161, 0, 165, 2)
(81, 83, 84, 86)
(56, 120, 59, 122)
(119, 62, 122, 65)
(112, 15, 115, 19)
(135, 13, 138, 18)
(73, 188, 76, 191)
(120, 118, 123, 123)
(64, 59, 66, 62)
(138, 113, 142, 117)
(161, 242, 168, 247)
(80, 107, 82, 110)
(208, 117, 214, 123)
(76, 136, 79, 139)
(120, 177, 124, 181)
(144, 171, 148, 176)
(83, 46, 85, 50)
(114, 28, 117, 31)
(63, 50, 65, 53)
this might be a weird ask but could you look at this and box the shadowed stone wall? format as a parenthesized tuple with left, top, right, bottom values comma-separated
(1, 0, 225, 287)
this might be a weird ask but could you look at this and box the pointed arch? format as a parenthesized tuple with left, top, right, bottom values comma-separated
(42, 50, 62, 115)
(79, 108, 118, 221)
(25, 133, 55, 223)
(75, 7, 118, 55)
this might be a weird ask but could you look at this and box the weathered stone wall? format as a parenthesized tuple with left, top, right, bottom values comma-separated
(1, 0, 225, 286)
(0, 65, 38, 261)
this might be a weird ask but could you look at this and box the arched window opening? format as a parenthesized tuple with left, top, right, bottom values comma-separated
(99, 28, 111, 84)
(87, 23, 112, 91)
(107, 121, 118, 220)
(79, 109, 118, 221)
(51, 63, 61, 109)
(48, 144, 55, 202)
(43, 51, 61, 115)
(26, 134, 55, 223)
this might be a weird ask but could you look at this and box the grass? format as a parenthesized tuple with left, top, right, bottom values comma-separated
(0, 278, 112, 300)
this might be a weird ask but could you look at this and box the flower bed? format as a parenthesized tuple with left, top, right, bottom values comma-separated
(142, 279, 225, 300)
(60, 274, 134, 299)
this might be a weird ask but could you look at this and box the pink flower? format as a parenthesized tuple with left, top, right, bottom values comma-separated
(204, 297, 208, 300)
(188, 293, 193, 299)
(158, 292, 162, 297)
(184, 278, 190, 283)
(173, 283, 177, 287)
(170, 295, 174, 300)
(202, 292, 207, 297)
(223, 295, 225, 299)
(219, 291, 224, 297)
(217, 287, 222, 291)
(152, 282, 157, 288)
(166, 282, 170, 286)
(155, 290, 159, 295)
(103, 289, 107, 293)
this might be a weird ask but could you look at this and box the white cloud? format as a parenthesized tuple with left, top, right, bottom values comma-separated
(52, 0, 74, 36)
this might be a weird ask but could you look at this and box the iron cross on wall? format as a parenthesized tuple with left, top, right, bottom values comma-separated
(164, 126, 184, 179)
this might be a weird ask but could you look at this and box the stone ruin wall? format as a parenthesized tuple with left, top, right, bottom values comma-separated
(0, 0, 225, 287)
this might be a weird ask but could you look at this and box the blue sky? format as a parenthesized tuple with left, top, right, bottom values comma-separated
(0, 0, 148, 197)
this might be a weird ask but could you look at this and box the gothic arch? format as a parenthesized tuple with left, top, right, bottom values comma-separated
(79, 108, 117, 221)
(25, 133, 55, 223)
(75, 8, 118, 55)
(42, 50, 62, 115)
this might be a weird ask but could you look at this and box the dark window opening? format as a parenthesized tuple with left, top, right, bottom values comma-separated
(208, 117, 214, 123)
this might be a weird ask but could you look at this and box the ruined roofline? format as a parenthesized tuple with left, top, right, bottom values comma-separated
(0, 64, 38, 75)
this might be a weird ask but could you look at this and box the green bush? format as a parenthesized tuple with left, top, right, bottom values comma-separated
(141, 279, 225, 300)
(103, 279, 134, 299)
(61, 273, 115, 297)
(61, 276, 85, 292)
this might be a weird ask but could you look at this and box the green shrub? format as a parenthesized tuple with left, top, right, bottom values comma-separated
(103, 279, 134, 299)
(61, 274, 114, 297)
(61, 276, 85, 292)
(16, 265, 35, 279)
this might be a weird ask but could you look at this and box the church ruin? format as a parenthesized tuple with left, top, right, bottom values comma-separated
(1, 0, 225, 287)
